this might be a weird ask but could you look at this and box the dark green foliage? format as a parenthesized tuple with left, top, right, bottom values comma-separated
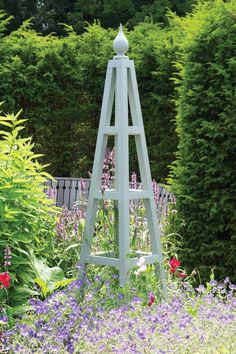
(0, 0, 196, 35)
(0, 22, 116, 177)
(0, 21, 81, 176)
(0, 21, 177, 181)
(1, 0, 38, 34)
(0, 0, 77, 36)
(170, 0, 236, 283)
(0, 10, 13, 36)
(127, 0, 197, 28)
(129, 23, 178, 181)
(35, 0, 77, 35)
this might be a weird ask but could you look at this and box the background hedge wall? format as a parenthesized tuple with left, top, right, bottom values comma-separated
(0, 19, 178, 181)
(170, 0, 236, 283)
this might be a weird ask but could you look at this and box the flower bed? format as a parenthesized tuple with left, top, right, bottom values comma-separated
(3, 277, 236, 353)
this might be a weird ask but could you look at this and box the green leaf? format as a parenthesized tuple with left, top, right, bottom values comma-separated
(13, 247, 30, 257)
(12, 233, 31, 243)
(11, 305, 33, 315)
(14, 119, 27, 126)
(0, 121, 12, 127)
(54, 278, 76, 289)
(34, 277, 49, 298)
(0, 239, 8, 246)
(0, 130, 10, 136)
(64, 243, 80, 252)
(11, 255, 30, 265)
(11, 286, 39, 303)
(31, 254, 65, 291)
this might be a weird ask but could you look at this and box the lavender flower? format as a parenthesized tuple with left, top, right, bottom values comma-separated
(131, 172, 137, 190)
(102, 172, 110, 189)
(79, 178, 86, 194)
(4, 246, 12, 267)
(46, 186, 57, 201)
(152, 179, 160, 208)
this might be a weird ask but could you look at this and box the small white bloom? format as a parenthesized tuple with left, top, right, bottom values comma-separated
(137, 256, 145, 267)
(139, 264, 147, 273)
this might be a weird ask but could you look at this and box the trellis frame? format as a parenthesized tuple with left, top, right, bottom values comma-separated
(79, 26, 167, 296)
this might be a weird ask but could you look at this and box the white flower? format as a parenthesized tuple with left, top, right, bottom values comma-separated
(134, 260, 147, 276)
(139, 264, 147, 273)
(137, 256, 145, 267)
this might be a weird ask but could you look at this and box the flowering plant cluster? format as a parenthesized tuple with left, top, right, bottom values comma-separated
(169, 257, 186, 278)
(3, 274, 236, 353)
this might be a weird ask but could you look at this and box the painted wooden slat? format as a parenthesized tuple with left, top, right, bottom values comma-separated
(69, 179, 79, 209)
(57, 179, 65, 206)
(86, 255, 119, 267)
(63, 179, 72, 209)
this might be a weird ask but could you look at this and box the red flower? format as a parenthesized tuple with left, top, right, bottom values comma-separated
(170, 267, 176, 274)
(178, 272, 186, 278)
(0, 272, 11, 288)
(148, 293, 155, 307)
(169, 258, 181, 269)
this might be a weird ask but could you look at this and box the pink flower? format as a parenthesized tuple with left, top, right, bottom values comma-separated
(148, 293, 155, 307)
(170, 267, 176, 274)
(169, 258, 181, 269)
(178, 272, 186, 278)
(0, 272, 11, 288)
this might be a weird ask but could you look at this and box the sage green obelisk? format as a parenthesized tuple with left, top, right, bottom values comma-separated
(79, 25, 167, 297)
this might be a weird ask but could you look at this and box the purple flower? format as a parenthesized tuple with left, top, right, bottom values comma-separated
(118, 293, 124, 300)
(0, 315, 8, 323)
(196, 285, 206, 293)
(229, 284, 236, 290)
(217, 283, 225, 289)
(76, 263, 84, 270)
(94, 275, 101, 282)
(224, 277, 230, 284)
(209, 280, 217, 286)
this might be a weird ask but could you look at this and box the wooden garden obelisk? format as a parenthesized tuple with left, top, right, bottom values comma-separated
(79, 25, 167, 296)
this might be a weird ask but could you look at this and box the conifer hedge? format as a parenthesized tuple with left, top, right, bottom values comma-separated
(0, 20, 178, 182)
(129, 23, 178, 181)
(171, 1, 236, 282)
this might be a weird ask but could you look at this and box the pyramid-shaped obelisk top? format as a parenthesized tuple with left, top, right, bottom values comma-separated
(113, 24, 129, 59)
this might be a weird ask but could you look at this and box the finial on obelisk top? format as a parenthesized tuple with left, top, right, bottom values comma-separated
(113, 24, 129, 59)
